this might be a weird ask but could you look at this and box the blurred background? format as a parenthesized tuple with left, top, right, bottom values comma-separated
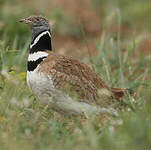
(0, 0, 151, 57)
(0, 1, 151, 150)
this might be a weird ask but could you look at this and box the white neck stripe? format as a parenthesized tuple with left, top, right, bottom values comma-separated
(28, 51, 48, 61)
(30, 31, 51, 49)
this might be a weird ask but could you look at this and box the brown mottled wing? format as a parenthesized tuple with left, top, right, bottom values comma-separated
(39, 51, 108, 102)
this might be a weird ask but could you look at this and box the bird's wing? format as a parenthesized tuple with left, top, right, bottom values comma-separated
(38, 51, 108, 103)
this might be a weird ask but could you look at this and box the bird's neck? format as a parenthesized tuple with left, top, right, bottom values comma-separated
(27, 29, 51, 72)
(30, 29, 52, 54)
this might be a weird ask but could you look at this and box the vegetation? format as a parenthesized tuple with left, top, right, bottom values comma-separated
(0, 0, 151, 150)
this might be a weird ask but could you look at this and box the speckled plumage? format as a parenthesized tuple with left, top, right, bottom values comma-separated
(38, 51, 109, 103)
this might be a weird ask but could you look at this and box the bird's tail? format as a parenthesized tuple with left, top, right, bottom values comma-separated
(111, 87, 133, 99)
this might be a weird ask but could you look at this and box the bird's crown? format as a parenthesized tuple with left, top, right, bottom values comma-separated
(19, 15, 49, 27)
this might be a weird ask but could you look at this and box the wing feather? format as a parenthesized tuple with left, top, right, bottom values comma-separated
(38, 51, 108, 103)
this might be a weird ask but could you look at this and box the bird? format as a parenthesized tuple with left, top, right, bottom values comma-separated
(19, 15, 132, 116)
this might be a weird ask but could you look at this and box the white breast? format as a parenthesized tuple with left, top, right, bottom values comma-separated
(27, 64, 55, 103)
(27, 66, 72, 106)
(27, 51, 58, 104)
(27, 51, 71, 105)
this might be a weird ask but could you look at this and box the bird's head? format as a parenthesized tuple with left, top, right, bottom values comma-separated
(19, 15, 50, 32)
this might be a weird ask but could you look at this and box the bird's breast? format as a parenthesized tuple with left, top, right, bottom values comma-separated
(26, 65, 56, 101)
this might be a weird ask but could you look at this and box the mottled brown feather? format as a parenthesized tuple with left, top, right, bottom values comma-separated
(38, 51, 109, 102)
(38, 51, 130, 104)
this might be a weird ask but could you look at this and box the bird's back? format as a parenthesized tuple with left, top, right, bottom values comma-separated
(38, 51, 109, 103)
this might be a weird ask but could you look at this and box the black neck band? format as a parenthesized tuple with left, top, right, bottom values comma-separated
(27, 56, 47, 71)
(30, 30, 52, 54)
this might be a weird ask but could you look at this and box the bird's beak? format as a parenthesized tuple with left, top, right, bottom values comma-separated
(19, 18, 31, 24)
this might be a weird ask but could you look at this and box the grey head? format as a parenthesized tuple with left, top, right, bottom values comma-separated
(19, 15, 50, 40)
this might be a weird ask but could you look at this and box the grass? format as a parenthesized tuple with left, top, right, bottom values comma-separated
(0, 0, 151, 150)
